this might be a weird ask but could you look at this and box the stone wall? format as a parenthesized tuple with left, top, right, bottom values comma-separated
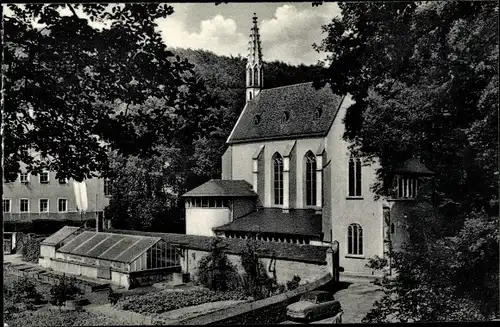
(128, 266, 182, 288)
(182, 248, 331, 286)
(178, 274, 334, 325)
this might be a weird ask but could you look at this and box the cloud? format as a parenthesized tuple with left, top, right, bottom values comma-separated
(156, 10, 247, 57)
(156, 3, 341, 66)
(260, 3, 341, 65)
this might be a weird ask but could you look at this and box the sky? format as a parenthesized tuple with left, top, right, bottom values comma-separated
(159, 2, 342, 66)
(3, 2, 342, 66)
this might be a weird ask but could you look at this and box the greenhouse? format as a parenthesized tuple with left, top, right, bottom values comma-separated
(39, 227, 182, 289)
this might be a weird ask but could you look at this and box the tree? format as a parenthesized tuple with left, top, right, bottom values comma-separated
(104, 148, 181, 232)
(314, 1, 498, 226)
(364, 211, 498, 322)
(196, 237, 240, 292)
(3, 3, 215, 182)
(315, 1, 499, 321)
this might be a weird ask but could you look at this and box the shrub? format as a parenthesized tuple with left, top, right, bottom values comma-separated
(21, 237, 42, 262)
(366, 255, 388, 271)
(11, 276, 44, 304)
(196, 237, 240, 292)
(49, 275, 81, 306)
(108, 288, 121, 305)
(240, 238, 275, 299)
(286, 275, 301, 291)
(3, 297, 20, 321)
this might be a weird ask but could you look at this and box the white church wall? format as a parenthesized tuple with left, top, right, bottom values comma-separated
(325, 94, 385, 275)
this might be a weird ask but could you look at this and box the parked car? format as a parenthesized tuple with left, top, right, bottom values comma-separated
(286, 290, 342, 322)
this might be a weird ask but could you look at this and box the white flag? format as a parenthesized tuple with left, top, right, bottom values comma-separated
(73, 181, 88, 212)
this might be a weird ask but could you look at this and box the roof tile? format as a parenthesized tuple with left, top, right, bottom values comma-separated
(181, 179, 257, 197)
(228, 82, 344, 144)
(213, 208, 322, 237)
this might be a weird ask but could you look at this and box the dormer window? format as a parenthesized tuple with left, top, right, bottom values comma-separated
(396, 176, 418, 199)
(315, 107, 323, 118)
(254, 114, 261, 126)
(282, 111, 290, 123)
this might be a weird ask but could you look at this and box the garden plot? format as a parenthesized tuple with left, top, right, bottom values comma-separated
(3, 271, 117, 327)
(114, 288, 250, 319)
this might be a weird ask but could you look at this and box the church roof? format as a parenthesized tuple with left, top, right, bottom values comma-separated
(227, 82, 345, 144)
(213, 208, 322, 237)
(181, 179, 257, 197)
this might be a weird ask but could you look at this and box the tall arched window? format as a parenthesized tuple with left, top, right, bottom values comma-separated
(253, 67, 259, 86)
(347, 223, 363, 255)
(305, 151, 317, 206)
(273, 153, 284, 205)
(348, 156, 362, 197)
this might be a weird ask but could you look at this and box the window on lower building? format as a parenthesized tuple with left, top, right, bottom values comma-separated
(39, 171, 49, 184)
(347, 223, 363, 255)
(20, 172, 29, 184)
(3, 199, 11, 213)
(58, 199, 68, 212)
(104, 178, 112, 197)
(397, 176, 418, 199)
(188, 198, 229, 208)
(305, 151, 317, 206)
(39, 199, 49, 213)
(58, 177, 68, 184)
(348, 156, 362, 197)
(273, 153, 284, 205)
(20, 199, 29, 213)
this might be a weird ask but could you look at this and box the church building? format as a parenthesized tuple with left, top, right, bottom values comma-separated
(181, 14, 435, 275)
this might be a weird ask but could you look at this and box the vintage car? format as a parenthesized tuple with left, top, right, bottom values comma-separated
(286, 290, 342, 322)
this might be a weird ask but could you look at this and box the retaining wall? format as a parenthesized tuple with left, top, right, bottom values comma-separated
(129, 266, 182, 288)
(178, 273, 334, 325)
(183, 248, 332, 286)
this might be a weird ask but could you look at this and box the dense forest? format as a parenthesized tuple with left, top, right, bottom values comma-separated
(171, 47, 322, 127)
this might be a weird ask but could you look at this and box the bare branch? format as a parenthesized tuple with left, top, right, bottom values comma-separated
(67, 4, 79, 18)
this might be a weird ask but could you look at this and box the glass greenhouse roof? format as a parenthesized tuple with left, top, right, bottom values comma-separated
(42, 226, 81, 246)
(57, 231, 161, 263)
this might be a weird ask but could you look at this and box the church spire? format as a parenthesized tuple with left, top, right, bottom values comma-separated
(246, 13, 263, 101)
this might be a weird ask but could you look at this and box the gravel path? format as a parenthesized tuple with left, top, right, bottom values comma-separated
(280, 277, 384, 324)
(333, 277, 384, 323)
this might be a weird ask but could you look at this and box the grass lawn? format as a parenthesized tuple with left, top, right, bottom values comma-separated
(115, 289, 250, 316)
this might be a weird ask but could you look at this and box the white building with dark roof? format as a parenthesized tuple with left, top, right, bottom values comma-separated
(182, 14, 436, 276)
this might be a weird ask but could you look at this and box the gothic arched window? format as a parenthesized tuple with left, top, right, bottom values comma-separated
(273, 153, 284, 205)
(348, 156, 362, 197)
(347, 223, 363, 255)
(253, 67, 259, 87)
(249, 68, 254, 86)
(305, 151, 317, 206)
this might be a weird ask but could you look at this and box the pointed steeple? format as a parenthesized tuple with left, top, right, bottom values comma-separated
(246, 13, 263, 101)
